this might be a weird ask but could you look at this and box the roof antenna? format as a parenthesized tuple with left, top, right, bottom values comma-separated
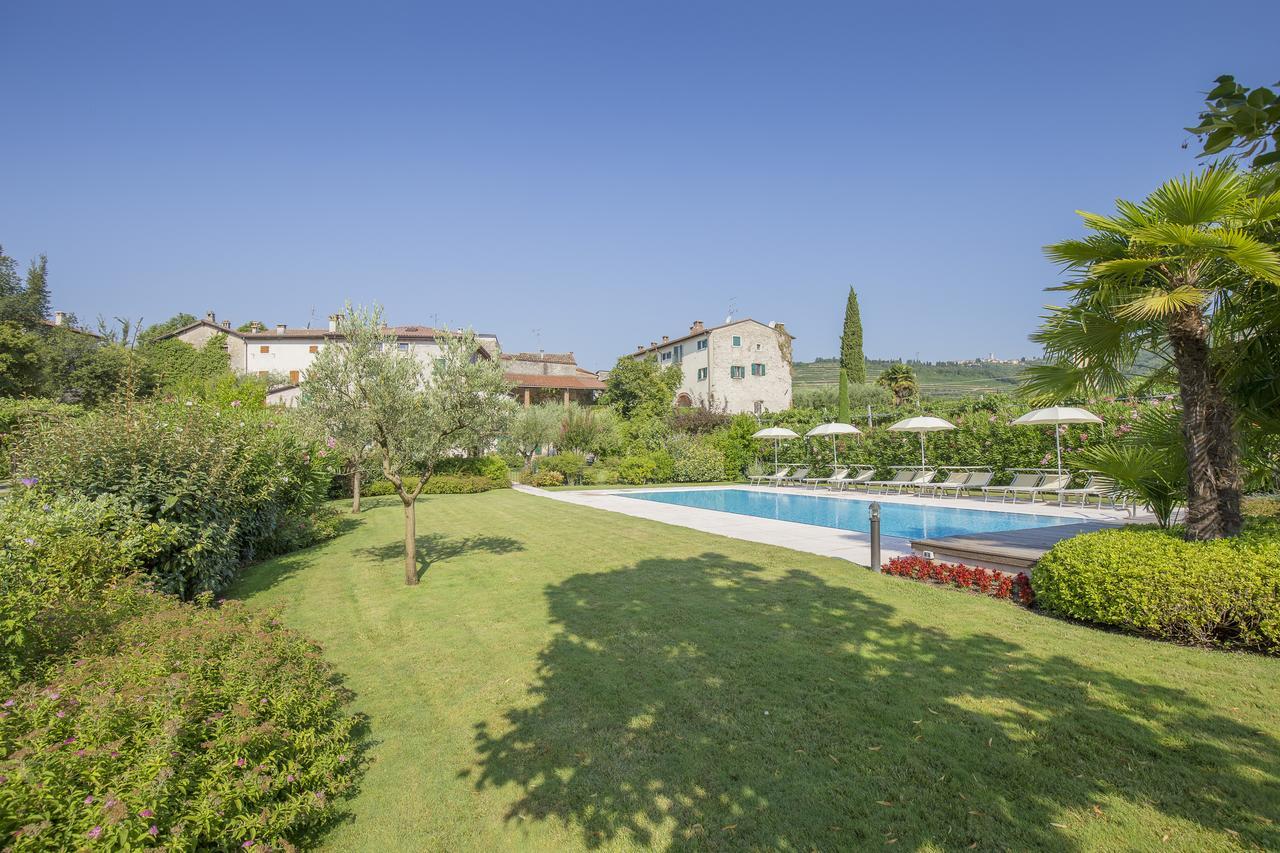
(307, 306, 316, 329)
(724, 297, 738, 325)
(532, 328, 542, 358)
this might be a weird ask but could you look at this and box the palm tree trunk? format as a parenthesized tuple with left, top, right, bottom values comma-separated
(1167, 307, 1243, 539)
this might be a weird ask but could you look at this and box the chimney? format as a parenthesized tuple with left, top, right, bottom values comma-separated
(650, 341, 657, 349)
(53, 311, 67, 326)
(328, 313, 343, 332)
(690, 320, 704, 333)
(205, 311, 216, 324)
(661, 335, 669, 343)
(222, 320, 231, 329)
(636, 345, 643, 352)
(275, 323, 287, 335)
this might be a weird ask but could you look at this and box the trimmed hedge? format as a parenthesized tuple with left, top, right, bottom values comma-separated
(365, 455, 511, 496)
(1033, 523, 1280, 652)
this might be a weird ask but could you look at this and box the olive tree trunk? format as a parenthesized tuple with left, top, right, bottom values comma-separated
(402, 495, 418, 584)
(351, 468, 362, 514)
(1167, 307, 1243, 540)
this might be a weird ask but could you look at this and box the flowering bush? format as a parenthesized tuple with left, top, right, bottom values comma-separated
(517, 469, 565, 488)
(1034, 522, 1280, 651)
(669, 434, 728, 483)
(0, 492, 177, 690)
(8, 401, 339, 599)
(538, 452, 587, 485)
(881, 555, 1033, 605)
(0, 582, 360, 850)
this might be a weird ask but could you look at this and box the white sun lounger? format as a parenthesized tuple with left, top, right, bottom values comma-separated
(750, 466, 791, 486)
(835, 467, 878, 491)
(1020, 474, 1071, 503)
(779, 467, 811, 486)
(864, 468, 919, 494)
(982, 472, 1041, 503)
(934, 470, 993, 498)
(917, 470, 970, 498)
(1057, 475, 1123, 508)
(804, 467, 849, 489)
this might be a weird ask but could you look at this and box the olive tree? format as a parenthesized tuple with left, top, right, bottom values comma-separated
(506, 403, 562, 469)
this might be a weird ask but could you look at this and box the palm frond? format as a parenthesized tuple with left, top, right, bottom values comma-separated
(1214, 229, 1280, 283)
(1144, 166, 1245, 226)
(1129, 222, 1229, 250)
(1116, 286, 1208, 321)
(1043, 234, 1128, 267)
(1091, 257, 1176, 279)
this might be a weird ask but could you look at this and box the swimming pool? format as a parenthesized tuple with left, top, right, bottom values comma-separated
(620, 488, 1076, 540)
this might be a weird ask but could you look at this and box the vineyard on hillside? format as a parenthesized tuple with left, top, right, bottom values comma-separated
(792, 358, 1035, 399)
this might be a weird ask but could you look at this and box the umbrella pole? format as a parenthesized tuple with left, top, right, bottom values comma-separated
(920, 432, 926, 468)
(1055, 425, 1063, 476)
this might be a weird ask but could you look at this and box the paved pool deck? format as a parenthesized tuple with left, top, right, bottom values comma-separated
(515, 483, 1146, 568)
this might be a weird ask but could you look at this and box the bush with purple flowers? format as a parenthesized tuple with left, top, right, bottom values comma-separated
(0, 582, 360, 850)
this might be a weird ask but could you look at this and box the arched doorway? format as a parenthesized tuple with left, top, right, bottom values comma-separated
(676, 392, 693, 408)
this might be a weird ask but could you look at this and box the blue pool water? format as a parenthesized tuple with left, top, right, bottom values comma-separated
(621, 488, 1075, 540)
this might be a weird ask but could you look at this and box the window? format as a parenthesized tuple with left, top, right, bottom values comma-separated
(730, 365, 745, 379)
(731, 335, 741, 347)
(289, 370, 300, 383)
(696, 367, 708, 381)
(753, 400, 764, 415)
(397, 342, 410, 351)
(309, 345, 318, 353)
(696, 339, 708, 351)
(671, 344, 684, 362)
(660, 351, 672, 361)
(257, 370, 268, 378)
(751, 363, 766, 376)
(259, 345, 270, 353)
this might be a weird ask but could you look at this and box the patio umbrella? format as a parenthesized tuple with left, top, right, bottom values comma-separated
(805, 422, 862, 467)
(887, 415, 956, 468)
(1011, 406, 1102, 476)
(752, 426, 799, 470)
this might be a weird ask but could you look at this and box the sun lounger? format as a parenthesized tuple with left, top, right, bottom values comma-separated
(1022, 474, 1071, 503)
(864, 468, 919, 494)
(804, 467, 848, 489)
(917, 470, 970, 498)
(835, 467, 877, 491)
(934, 470, 993, 498)
(1056, 475, 1122, 507)
(779, 467, 811, 486)
(982, 472, 1041, 503)
(870, 468, 934, 495)
(750, 466, 791, 486)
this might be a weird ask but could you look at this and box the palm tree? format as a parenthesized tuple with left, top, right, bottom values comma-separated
(876, 363, 918, 406)
(1027, 166, 1280, 539)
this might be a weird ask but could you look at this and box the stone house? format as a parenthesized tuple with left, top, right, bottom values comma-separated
(627, 319, 793, 414)
(501, 352, 606, 406)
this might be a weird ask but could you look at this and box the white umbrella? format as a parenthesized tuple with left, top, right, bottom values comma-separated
(752, 426, 799, 470)
(887, 416, 956, 468)
(805, 422, 862, 467)
(1011, 406, 1102, 475)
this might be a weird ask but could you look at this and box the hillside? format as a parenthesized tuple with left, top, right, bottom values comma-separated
(793, 358, 1034, 399)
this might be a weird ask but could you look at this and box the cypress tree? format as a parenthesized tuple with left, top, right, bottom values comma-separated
(840, 287, 866, 383)
(837, 368, 850, 424)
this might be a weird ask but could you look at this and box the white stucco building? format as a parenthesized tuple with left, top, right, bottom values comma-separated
(161, 312, 501, 396)
(627, 318, 793, 414)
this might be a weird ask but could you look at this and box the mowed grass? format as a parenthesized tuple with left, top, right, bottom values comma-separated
(230, 491, 1280, 851)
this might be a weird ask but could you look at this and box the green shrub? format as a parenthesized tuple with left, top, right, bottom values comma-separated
(435, 454, 511, 489)
(1033, 523, 1280, 651)
(423, 474, 493, 494)
(518, 469, 565, 487)
(616, 455, 656, 485)
(670, 435, 727, 483)
(539, 452, 587, 485)
(10, 402, 339, 600)
(0, 582, 360, 850)
(650, 450, 674, 483)
(0, 491, 175, 689)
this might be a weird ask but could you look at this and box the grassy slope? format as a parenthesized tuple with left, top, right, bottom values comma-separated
(231, 492, 1280, 851)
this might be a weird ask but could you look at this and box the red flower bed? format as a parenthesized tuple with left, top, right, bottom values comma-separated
(881, 554, 1033, 605)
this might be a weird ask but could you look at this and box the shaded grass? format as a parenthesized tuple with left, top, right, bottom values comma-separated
(231, 491, 1280, 851)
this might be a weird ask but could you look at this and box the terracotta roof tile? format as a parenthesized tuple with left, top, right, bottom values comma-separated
(504, 372, 606, 390)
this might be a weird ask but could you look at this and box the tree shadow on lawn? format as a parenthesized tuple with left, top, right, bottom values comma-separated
(355, 532, 525, 581)
(465, 552, 1279, 850)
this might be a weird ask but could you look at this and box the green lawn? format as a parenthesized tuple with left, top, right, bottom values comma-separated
(230, 491, 1280, 851)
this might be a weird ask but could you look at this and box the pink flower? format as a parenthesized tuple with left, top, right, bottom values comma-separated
(235, 757, 246, 768)
(148, 825, 159, 837)
(139, 809, 153, 818)
(87, 826, 103, 840)
(84, 796, 94, 805)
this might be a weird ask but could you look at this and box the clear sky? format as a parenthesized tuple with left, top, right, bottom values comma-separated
(2, 2, 1277, 369)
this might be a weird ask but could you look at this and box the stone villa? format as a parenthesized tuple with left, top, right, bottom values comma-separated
(627, 319, 793, 414)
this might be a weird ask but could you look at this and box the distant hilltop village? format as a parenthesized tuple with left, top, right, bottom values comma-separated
(159, 311, 795, 415)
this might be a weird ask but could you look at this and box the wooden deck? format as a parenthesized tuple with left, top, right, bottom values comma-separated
(910, 522, 1120, 570)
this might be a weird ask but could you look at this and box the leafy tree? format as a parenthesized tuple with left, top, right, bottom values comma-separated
(238, 320, 268, 333)
(0, 323, 43, 397)
(137, 313, 198, 346)
(141, 335, 232, 397)
(840, 287, 866, 382)
(505, 403, 562, 469)
(559, 402, 611, 454)
(1187, 75, 1280, 187)
(1027, 166, 1280, 539)
(598, 356, 681, 418)
(876, 363, 918, 406)
(837, 368, 850, 423)
(0, 248, 49, 328)
(306, 305, 514, 583)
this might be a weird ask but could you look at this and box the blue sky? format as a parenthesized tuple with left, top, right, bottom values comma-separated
(2, 1, 1277, 369)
